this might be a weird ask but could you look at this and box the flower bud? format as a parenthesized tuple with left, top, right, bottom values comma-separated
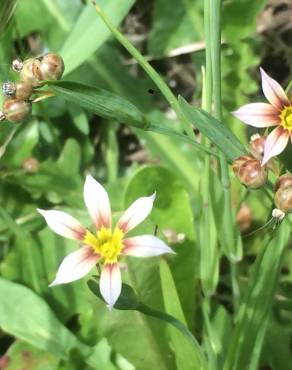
(2, 99, 32, 123)
(0, 111, 5, 121)
(275, 174, 292, 192)
(12, 58, 23, 72)
(274, 186, 292, 214)
(232, 155, 268, 189)
(39, 53, 64, 80)
(2, 81, 33, 100)
(20, 58, 42, 86)
(249, 134, 266, 160)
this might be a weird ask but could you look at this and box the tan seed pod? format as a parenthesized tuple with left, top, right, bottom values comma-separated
(20, 58, 42, 86)
(22, 157, 39, 173)
(275, 174, 292, 192)
(232, 155, 268, 189)
(39, 53, 64, 80)
(236, 202, 252, 232)
(274, 186, 292, 214)
(2, 98, 32, 123)
(2, 81, 33, 100)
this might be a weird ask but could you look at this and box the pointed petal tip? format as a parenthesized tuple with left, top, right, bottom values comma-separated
(49, 279, 59, 287)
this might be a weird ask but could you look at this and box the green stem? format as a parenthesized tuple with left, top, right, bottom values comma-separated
(209, 0, 240, 262)
(137, 303, 202, 352)
(92, 2, 195, 139)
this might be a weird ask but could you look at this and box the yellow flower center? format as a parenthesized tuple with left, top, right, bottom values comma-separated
(83, 226, 124, 263)
(280, 106, 292, 131)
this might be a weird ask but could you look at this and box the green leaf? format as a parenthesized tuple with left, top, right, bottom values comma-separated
(47, 81, 149, 129)
(4, 340, 59, 370)
(0, 0, 17, 35)
(178, 96, 247, 162)
(88, 277, 199, 349)
(46, 81, 215, 156)
(61, 0, 135, 75)
(0, 278, 79, 359)
(148, 0, 203, 57)
(223, 221, 291, 370)
(159, 260, 207, 370)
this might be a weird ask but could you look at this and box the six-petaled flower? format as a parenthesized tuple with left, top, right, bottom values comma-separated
(232, 68, 292, 165)
(38, 175, 174, 309)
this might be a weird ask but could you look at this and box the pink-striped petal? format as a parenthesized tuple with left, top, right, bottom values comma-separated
(83, 175, 111, 230)
(262, 126, 290, 165)
(49, 246, 100, 286)
(117, 193, 156, 234)
(122, 235, 175, 257)
(99, 263, 121, 309)
(260, 68, 290, 110)
(232, 103, 280, 127)
(37, 209, 86, 240)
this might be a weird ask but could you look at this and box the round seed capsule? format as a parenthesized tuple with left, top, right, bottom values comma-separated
(274, 186, 292, 214)
(249, 134, 266, 160)
(232, 155, 268, 189)
(2, 99, 32, 123)
(275, 174, 292, 192)
(2, 81, 33, 100)
(39, 53, 64, 80)
(20, 58, 42, 86)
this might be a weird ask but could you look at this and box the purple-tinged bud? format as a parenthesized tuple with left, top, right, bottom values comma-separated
(232, 155, 268, 189)
(2, 82, 16, 97)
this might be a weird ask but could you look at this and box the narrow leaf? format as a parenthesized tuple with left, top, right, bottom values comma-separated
(178, 96, 247, 162)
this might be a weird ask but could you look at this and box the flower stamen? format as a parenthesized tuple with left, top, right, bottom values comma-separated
(280, 106, 292, 131)
(83, 227, 124, 263)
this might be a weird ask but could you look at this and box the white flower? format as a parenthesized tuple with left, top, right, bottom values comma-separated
(37, 175, 174, 309)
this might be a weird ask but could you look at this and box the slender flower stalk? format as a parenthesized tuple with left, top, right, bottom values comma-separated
(233, 68, 292, 165)
(38, 175, 174, 309)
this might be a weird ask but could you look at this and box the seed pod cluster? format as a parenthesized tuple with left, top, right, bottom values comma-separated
(232, 155, 268, 189)
(1, 53, 64, 124)
(274, 174, 292, 214)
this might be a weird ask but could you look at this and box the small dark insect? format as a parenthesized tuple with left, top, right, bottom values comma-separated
(148, 88, 155, 94)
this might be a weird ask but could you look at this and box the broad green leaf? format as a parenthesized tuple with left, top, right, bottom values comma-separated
(159, 260, 207, 370)
(61, 0, 135, 74)
(178, 96, 247, 162)
(0, 278, 79, 359)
